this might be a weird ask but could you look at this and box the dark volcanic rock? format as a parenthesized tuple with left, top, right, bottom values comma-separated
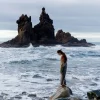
(0, 14, 33, 47)
(0, 8, 94, 47)
(56, 30, 71, 43)
(56, 30, 94, 47)
(31, 7, 56, 45)
(80, 39, 87, 43)
(50, 86, 72, 100)
(56, 30, 80, 44)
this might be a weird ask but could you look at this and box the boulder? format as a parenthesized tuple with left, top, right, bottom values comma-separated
(87, 89, 100, 100)
(0, 14, 33, 47)
(50, 86, 72, 100)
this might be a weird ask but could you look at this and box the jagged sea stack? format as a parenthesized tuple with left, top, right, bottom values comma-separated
(0, 8, 94, 47)
(0, 14, 33, 47)
(31, 7, 56, 45)
(55, 30, 94, 47)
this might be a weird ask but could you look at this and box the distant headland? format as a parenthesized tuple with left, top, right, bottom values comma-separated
(0, 7, 94, 47)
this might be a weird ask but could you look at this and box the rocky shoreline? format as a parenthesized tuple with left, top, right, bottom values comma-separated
(0, 7, 94, 48)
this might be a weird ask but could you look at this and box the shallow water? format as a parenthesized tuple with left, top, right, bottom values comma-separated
(0, 43, 100, 100)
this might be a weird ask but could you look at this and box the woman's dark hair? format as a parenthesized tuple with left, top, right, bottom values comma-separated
(57, 50, 67, 63)
(57, 50, 64, 54)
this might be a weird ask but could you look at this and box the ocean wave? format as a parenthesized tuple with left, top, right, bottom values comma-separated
(33, 74, 44, 78)
(9, 60, 32, 64)
(45, 58, 58, 61)
(0, 44, 100, 99)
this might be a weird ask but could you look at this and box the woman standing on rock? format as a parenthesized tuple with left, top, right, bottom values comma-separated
(57, 50, 67, 87)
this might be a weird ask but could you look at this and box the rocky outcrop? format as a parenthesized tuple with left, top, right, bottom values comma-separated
(0, 14, 33, 47)
(56, 30, 94, 47)
(56, 30, 87, 44)
(56, 30, 71, 44)
(50, 86, 72, 100)
(87, 89, 100, 100)
(31, 7, 57, 45)
(0, 8, 94, 47)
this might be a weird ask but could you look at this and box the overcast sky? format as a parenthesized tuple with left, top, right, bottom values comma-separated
(0, 0, 100, 33)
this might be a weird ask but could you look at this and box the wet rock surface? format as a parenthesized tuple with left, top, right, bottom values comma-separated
(50, 86, 72, 100)
(49, 86, 83, 100)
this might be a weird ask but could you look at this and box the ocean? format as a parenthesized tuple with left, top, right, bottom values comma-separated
(0, 37, 100, 100)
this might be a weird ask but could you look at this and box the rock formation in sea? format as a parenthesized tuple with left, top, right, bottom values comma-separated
(56, 30, 71, 43)
(31, 7, 57, 45)
(56, 30, 94, 47)
(0, 14, 33, 47)
(0, 7, 94, 47)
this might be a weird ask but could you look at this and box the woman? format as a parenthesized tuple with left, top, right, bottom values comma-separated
(57, 50, 67, 87)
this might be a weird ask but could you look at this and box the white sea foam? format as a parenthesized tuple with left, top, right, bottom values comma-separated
(0, 32, 100, 99)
